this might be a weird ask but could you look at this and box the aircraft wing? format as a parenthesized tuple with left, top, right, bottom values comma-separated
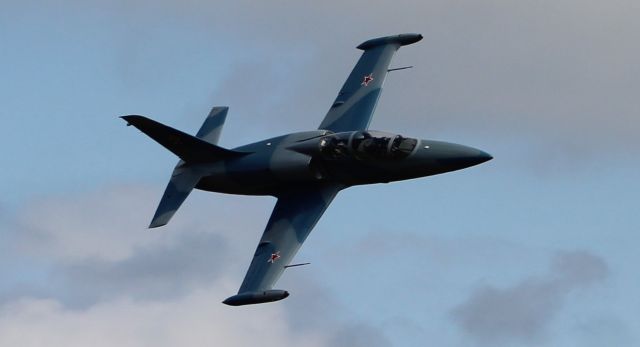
(318, 33, 422, 132)
(223, 185, 341, 306)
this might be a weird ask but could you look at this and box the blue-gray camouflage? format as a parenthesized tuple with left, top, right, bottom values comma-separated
(122, 33, 492, 306)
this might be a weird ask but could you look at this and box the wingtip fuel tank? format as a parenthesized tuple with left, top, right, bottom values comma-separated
(222, 290, 290, 306)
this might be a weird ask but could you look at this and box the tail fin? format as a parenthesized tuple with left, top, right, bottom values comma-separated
(122, 108, 248, 227)
(121, 115, 247, 163)
(195, 107, 228, 145)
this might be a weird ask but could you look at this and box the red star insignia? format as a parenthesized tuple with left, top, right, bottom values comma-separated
(268, 251, 281, 263)
(361, 73, 374, 87)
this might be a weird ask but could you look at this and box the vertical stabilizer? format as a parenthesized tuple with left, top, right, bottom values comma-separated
(195, 106, 228, 145)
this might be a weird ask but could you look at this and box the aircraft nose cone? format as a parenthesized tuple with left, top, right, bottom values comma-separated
(435, 143, 493, 170)
(453, 146, 492, 167)
(476, 150, 493, 164)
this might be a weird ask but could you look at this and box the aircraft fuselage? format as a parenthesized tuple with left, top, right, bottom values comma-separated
(195, 130, 491, 196)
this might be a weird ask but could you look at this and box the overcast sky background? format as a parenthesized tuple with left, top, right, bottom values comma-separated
(1, 0, 639, 346)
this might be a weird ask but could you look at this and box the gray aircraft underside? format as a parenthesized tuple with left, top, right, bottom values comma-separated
(122, 33, 492, 306)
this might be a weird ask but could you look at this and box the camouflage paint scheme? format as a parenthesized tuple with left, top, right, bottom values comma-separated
(122, 33, 492, 306)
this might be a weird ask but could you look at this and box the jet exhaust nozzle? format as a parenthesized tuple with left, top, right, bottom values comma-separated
(222, 290, 290, 306)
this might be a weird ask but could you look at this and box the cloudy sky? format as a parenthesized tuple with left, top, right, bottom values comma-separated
(1, 0, 639, 346)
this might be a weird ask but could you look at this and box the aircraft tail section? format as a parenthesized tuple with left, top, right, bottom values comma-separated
(149, 166, 201, 228)
(121, 115, 246, 163)
(122, 108, 248, 228)
(195, 106, 228, 145)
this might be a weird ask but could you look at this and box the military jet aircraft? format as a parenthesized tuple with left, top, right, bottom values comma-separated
(122, 33, 492, 306)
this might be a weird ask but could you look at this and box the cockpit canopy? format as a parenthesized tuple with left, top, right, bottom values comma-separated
(319, 131, 418, 160)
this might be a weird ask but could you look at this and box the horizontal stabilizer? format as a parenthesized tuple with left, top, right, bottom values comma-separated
(149, 168, 201, 228)
(121, 115, 247, 163)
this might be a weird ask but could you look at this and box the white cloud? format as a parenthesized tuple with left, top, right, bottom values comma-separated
(12, 186, 161, 262)
(0, 288, 323, 347)
(0, 185, 389, 346)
